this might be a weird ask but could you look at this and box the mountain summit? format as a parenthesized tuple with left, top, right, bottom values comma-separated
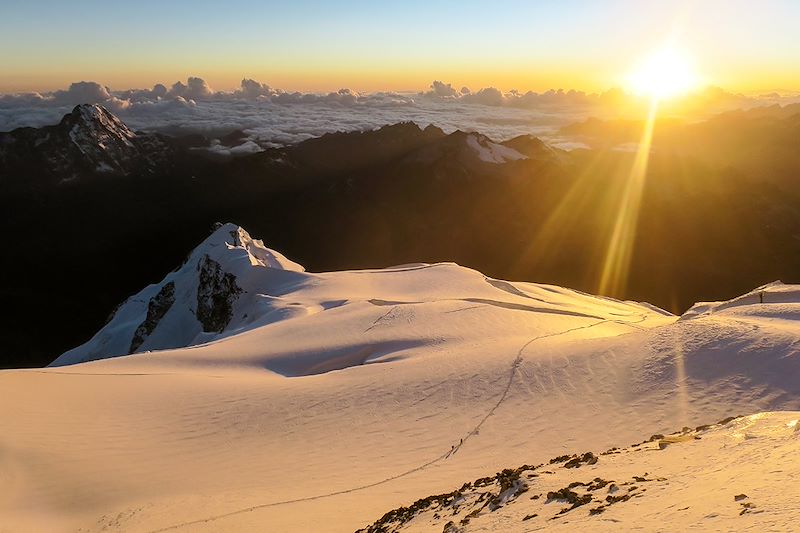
(58, 104, 138, 173)
(0, 104, 170, 182)
(52, 223, 306, 366)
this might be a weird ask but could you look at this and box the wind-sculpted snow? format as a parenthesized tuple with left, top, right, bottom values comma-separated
(682, 281, 800, 319)
(358, 413, 800, 532)
(4, 226, 800, 532)
(51, 223, 667, 372)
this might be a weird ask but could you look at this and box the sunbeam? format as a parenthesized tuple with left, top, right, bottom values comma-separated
(597, 98, 659, 296)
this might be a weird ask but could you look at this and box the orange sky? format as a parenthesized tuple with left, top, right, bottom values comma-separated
(1, 1, 798, 94)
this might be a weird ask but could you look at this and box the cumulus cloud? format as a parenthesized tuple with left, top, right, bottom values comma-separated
(416, 81, 766, 116)
(52, 81, 112, 105)
(426, 80, 459, 98)
(420, 84, 620, 109)
(238, 78, 273, 99)
(0, 92, 47, 106)
(463, 87, 505, 106)
(123, 96, 197, 115)
(168, 76, 215, 100)
(1, 77, 798, 151)
(117, 83, 170, 102)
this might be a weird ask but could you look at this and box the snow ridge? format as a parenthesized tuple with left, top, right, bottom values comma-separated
(466, 133, 528, 164)
(50, 223, 310, 366)
(681, 280, 799, 319)
(51, 223, 665, 369)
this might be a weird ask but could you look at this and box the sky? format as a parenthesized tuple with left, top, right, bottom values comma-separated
(1, 0, 799, 94)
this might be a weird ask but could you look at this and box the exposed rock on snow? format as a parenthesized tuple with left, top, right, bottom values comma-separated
(358, 413, 800, 532)
(196, 255, 243, 333)
(130, 281, 176, 353)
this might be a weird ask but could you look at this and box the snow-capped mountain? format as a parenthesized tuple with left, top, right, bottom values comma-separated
(0, 104, 170, 181)
(52, 223, 306, 365)
(5, 105, 800, 377)
(52, 222, 664, 368)
(5, 224, 800, 532)
(403, 129, 555, 167)
(59, 104, 139, 175)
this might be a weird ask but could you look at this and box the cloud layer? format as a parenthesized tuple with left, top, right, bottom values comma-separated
(2, 77, 798, 150)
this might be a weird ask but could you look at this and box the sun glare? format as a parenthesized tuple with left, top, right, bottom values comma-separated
(626, 48, 698, 100)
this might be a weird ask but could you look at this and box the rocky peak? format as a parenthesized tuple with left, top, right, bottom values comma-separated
(60, 104, 137, 149)
(0, 104, 171, 182)
(50, 224, 310, 365)
(55, 104, 140, 175)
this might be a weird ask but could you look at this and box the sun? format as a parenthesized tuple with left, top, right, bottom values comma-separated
(626, 47, 699, 100)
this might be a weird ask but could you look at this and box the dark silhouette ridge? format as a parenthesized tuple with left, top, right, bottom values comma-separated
(1, 105, 798, 367)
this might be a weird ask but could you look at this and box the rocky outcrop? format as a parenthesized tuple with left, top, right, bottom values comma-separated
(355, 419, 749, 532)
(196, 255, 242, 332)
(129, 281, 176, 353)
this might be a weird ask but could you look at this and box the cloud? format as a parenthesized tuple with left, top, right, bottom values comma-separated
(52, 81, 112, 105)
(238, 78, 273, 99)
(463, 87, 505, 106)
(124, 96, 197, 114)
(116, 83, 170, 102)
(204, 139, 264, 157)
(426, 80, 459, 98)
(0, 92, 47, 106)
(2, 77, 799, 151)
(168, 77, 215, 100)
(421, 84, 619, 109)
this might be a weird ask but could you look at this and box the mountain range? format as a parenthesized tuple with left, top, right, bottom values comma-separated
(2, 104, 800, 368)
(3, 223, 799, 531)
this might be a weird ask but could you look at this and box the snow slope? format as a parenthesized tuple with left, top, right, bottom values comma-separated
(682, 280, 800, 320)
(359, 412, 800, 532)
(52, 222, 665, 372)
(466, 133, 528, 163)
(3, 225, 800, 532)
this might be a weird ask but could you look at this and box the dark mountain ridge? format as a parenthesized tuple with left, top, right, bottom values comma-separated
(0, 104, 173, 185)
(1, 105, 798, 367)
